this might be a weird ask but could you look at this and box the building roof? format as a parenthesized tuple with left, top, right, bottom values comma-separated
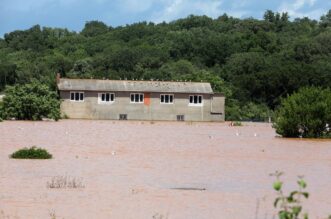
(57, 78, 214, 94)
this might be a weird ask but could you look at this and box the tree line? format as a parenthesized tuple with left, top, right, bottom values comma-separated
(1, 10, 331, 120)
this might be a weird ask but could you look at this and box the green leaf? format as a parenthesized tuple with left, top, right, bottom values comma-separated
(290, 191, 299, 197)
(304, 213, 309, 219)
(302, 192, 309, 199)
(292, 206, 302, 216)
(298, 179, 307, 189)
(273, 181, 282, 191)
(287, 196, 294, 203)
(279, 211, 290, 219)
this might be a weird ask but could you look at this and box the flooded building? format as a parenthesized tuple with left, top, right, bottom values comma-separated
(57, 76, 225, 122)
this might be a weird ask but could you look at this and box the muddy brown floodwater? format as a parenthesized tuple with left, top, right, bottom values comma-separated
(0, 120, 331, 219)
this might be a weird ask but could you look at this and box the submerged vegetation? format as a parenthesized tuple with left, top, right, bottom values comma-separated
(231, 121, 242, 126)
(11, 146, 52, 159)
(46, 175, 85, 189)
(271, 171, 309, 219)
(271, 171, 331, 219)
(0, 81, 61, 121)
(0, 10, 331, 120)
(273, 87, 331, 138)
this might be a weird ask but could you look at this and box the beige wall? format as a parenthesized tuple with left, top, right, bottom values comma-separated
(60, 91, 224, 122)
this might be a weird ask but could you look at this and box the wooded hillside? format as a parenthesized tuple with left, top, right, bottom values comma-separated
(1, 10, 330, 120)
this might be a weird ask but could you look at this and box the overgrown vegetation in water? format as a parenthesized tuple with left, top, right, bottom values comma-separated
(1, 81, 61, 121)
(273, 87, 331, 138)
(46, 175, 85, 189)
(10, 146, 52, 159)
(232, 121, 242, 126)
(271, 171, 331, 219)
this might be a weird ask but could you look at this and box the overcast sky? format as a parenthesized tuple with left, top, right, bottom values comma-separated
(1, 0, 330, 37)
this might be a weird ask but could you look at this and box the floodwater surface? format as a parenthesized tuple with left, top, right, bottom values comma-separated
(0, 120, 330, 219)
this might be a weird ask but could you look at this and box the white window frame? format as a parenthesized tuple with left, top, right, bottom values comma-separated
(130, 93, 144, 103)
(98, 93, 115, 104)
(188, 95, 203, 106)
(160, 94, 174, 104)
(70, 91, 84, 102)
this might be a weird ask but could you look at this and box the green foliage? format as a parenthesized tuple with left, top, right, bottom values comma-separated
(226, 101, 272, 122)
(273, 87, 331, 138)
(271, 172, 331, 219)
(241, 102, 272, 121)
(225, 100, 241, 121)
(81, 21, 109, 37)
(232, 121, 242, 126)
(67, 58, 93, 78)
(320, 9, 331, 28)
(0, 100, 3, 121)
(273, 180, 282, 191)
(271, 171, 309, 219)
(10, 146, 52, 159)
(1, 81, 61, 121)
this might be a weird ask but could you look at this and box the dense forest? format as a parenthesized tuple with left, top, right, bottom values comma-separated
(0, 10, 331, 120)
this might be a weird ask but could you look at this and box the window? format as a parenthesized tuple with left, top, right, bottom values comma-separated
(98, 93, 115, 104)
(177, 115, 185, 121)
(119, 114, 127, 120)
(130, 93, 144, 103)
(160, 94, 174, 104)
(189, 95, 203, 106)
(70, 92, 84, 102)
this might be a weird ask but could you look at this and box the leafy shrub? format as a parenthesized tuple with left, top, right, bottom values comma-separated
(271, 171, 331, 219)
(1, 81, 61, 121)
(271, 171, 309, 219)
(11, 146, 52, 159)
(241, 102, 273, 122)
(226, 101, 273, 122)
(273, 87, 331, 138)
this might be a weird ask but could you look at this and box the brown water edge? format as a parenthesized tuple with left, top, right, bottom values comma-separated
(0, 120, 330, 219)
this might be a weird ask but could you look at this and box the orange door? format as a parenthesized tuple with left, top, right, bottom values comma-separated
(144, 93, 150, 106)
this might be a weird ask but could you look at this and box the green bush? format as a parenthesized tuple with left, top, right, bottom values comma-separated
(241, 102, 273, 122)
(1, 81, 61, 121)
(10, 146, 52, 159)
(273, 87, 331, 138)
(226, 100, 273, 122)
(232, 121, 242, 126)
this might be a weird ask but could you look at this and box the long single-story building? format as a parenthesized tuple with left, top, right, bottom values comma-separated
(57, 76, 225, 122)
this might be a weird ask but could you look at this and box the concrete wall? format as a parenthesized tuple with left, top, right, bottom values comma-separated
(210, 93, 225, 121)
(60, 91, 224, 122)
